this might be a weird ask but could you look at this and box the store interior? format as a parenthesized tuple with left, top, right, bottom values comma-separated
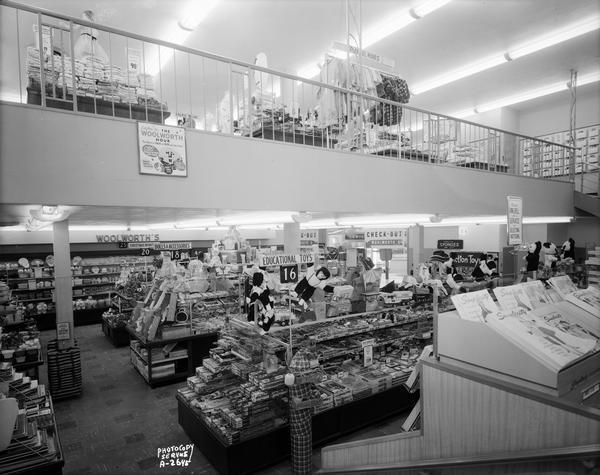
(1, 0, 600, 474)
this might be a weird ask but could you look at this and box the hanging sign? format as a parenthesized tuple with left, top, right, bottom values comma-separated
(138, 123, 187, 177)
(279, 265, 298, 283)
(364, 228, 408, 249)
(300, 231, 319, 245)
(507, 196, 523, 246)
(437, 239, 463, 250)
(258, 253, 314, 267)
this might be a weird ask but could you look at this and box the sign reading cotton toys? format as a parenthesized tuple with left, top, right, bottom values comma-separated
(507, 196, 523, 246)
(138, 122, 187, 177)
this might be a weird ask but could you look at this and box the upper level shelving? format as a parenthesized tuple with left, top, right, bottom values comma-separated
(0, 0, 577, 185)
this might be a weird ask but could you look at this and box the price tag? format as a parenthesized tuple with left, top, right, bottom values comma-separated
(139, 248, 151, 257)
(363, 345, 373, 367)
(170, 250, 181, 260)
(280, 264, 298, 283)
(118, 241, 129, 249)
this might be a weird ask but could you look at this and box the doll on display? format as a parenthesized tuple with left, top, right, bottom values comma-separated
(541, 242, 559, 269)
(246, 272, 275, 334)
(561, 238, 576, 260)
(471, 254, 493, 281)
(524, 241, 542, 275)
(291, 264, 334, 310)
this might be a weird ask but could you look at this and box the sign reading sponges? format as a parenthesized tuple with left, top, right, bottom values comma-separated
(258, 253, 314, 267)
(138, 123, 187, 177)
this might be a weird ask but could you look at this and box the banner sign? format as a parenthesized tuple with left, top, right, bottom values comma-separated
(123, 241, 192, 250)
(364, 228, 407, 249)
(138, 123, 187, 177)
(507, 196, 523, 246)
(258, 253, 314, 267)
(437, 239, 463, 250)
(300, 231, 319, 245)
(452, 251, 499, 277)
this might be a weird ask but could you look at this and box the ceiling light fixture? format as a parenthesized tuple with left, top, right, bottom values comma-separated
(68, 225, 129, 231)
(412, 13, 600, 95)
(0, 225, 27, 232)
(336, 214, 433, 226)
(296, 0, 451, 79)
(29, 205, 71, 223)
(177, 0, 221, 31)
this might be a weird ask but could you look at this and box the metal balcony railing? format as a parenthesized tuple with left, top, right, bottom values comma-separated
(0, 0, 576, 183)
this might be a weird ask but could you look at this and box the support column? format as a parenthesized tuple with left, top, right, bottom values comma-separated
(283, 223, 301, 255)
(53, 219, 74, 348)
(407, 224, 424, 276)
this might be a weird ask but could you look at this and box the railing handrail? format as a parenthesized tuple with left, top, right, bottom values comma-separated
(0, 0, 576, 149)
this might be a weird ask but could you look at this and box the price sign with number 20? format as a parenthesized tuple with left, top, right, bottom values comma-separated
(280, 264, 298, 283)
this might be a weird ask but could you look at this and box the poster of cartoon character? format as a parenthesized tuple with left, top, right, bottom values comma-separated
(137, 123, 187, 177)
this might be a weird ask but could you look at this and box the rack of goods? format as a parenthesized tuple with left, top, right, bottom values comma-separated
(585, 246, 600, 288)
(319, 279, 600, 474)
(0, 361, 64, 474)
(177, 304, 432, 475)
(0, 328, 43, 379)
(0, 255, 155, 330)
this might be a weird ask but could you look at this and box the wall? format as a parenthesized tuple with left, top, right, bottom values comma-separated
(0, 103, 574, 218)
(518, 86, 600, 137)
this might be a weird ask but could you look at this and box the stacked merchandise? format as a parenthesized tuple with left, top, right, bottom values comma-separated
(26, 47, 61, 89)
(585, 247, 600, 287)
(369, 75, 410, 126)
(0, 362, 62, 473)
(450, 144, 477, 163)
(0, 330, 41, 365)
(46, 339, 82, 400)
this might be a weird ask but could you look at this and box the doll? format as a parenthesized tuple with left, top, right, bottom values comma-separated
(292, 264, 334, 310)
(471, 254, 492, 281)
(561, 238, 576, 260)
(541, 242, 559, 269)
(246, 272, 275, 334)
(525, 241, 542, 272)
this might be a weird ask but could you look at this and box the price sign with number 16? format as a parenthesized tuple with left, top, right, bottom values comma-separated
(280, 264, 298, 283)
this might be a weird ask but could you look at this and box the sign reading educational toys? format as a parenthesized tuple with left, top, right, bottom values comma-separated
(138, 123, 187, 177)
(258, 253, 314, 267)
(507, 196, 523, 245)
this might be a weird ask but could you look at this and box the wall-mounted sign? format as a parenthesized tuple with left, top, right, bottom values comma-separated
(56, 322, 71, 341)
(258, 253, 314, 267)
(138, 123, 187, 177)
(124, 241, 192, 250)
(101, 233, 160, 244)
(452, 251, 499, 277)
(507, 196, 523, 246)
(437, 239, 463, 250)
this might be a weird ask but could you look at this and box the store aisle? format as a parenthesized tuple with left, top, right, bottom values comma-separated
(38, 325, 408, 475)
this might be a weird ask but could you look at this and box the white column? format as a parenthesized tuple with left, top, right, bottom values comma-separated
(53, 219, 74, 348)
(407, 224, 424, 276)
(283, 222, 301, 254)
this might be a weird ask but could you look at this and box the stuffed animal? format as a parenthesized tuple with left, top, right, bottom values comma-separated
(525, 241, 542, 272)
(471, 254, 492, 281)
(541, 242, 559, 269)
(292, 264, 334, 310)
(246, 272, 275, 334)
(561, 238, 576, 260)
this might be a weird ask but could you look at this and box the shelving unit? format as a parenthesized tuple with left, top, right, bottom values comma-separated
(127, 325, 219, 388)
(177, 305, 433, 474)
(585, 246, 600, 287)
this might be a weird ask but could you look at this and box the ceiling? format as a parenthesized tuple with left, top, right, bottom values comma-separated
(1, 0, 598, 229)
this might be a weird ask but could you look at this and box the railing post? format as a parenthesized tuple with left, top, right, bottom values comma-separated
(68, 20, 77, 112)
(36, 13, 46, 108)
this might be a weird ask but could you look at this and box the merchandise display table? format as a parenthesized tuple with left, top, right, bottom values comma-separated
(27, 88, 169, 124)
(177, 385, 419, 475)
(252, 126, 335, 148)
(101, 317, 130, 348)
(127, 326, 219, 388)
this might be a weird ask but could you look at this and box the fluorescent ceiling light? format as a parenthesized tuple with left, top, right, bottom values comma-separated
(412, 54, 506, 95)
(337, 214, 433, 226)
(296, 0, 451, 79)
(68, 225, 128, 231)
(237, 224, 283, 230)
(174, 219, 217, 229)
(0, 225, 27, 232)
(412, 13, 600, 95)
(300, 220, 341, 229)
(218, 213, 294, 226)
(507, 15, 600, 60)
(522, 216, 573, 224)
(178, 0, 221, 31)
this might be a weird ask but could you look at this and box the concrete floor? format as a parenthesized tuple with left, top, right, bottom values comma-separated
(38, 324, 410, 475)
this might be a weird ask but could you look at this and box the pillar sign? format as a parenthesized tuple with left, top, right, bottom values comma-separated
(507, 196, 523, 246)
